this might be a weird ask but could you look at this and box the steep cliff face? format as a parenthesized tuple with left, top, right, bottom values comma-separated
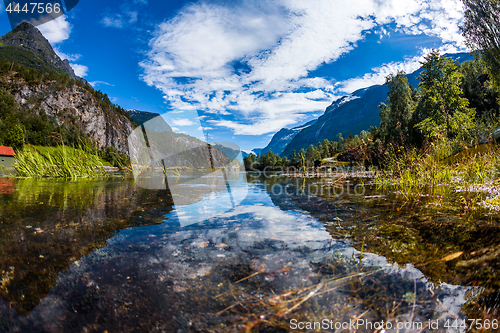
(1, 74, 135, 154)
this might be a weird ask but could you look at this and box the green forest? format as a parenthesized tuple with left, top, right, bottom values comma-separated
(245, 0, 500, 174)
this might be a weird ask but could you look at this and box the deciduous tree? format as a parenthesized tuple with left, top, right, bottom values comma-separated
(461, 0, 500, 94)
(412, 50, 475, 141)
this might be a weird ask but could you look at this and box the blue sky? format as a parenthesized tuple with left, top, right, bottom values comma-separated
(0, 0, 468, 152)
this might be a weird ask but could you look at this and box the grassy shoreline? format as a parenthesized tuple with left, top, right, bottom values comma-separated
(372, 142, 500, 214)
(11, 145, 115, 179)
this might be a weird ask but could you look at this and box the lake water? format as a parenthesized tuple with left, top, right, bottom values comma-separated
(0, 174, 499, 332)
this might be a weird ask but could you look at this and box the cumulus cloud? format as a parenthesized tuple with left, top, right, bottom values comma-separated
(71, 64, 88, 77)
(141, 0, 466, 136)
(38, 15, 71, 44)
(54, 48, 81, 62)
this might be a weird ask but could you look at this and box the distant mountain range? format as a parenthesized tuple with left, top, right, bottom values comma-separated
(260, 52, 473, 157)
(260, 119, 317, 155)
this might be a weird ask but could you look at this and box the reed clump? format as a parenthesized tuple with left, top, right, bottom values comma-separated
(14, 144, 109, 178)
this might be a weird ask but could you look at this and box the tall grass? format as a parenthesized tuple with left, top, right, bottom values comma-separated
(376, 146, 451, 194)
(376, 141, 500, 195)
(14, 144, 109, 178)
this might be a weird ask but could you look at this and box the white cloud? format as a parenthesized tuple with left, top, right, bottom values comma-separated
(54, 48, 81, 62)
(339, 54, 425, 93)
(339, 42, 467, 93)
(89, 81, 114, 87)
(38, 15, 71, 44)
(71, 64, 88, 77)
(37, 16, 91, 78)
(101, 0, 147, 29)
(102, 15, 125, 28)
(141, 0, 467, 136)
(102, 11, 138, 28)
(171, 118, 196, 126)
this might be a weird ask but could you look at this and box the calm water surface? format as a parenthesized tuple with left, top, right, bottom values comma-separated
(0, 174, 499, 332)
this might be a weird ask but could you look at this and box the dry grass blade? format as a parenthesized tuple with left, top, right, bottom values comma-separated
(235, 269, 264, 283)
(283, 281, 325, 315)
(215, 303, 238, 316)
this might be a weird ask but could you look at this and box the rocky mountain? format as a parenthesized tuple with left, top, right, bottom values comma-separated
(260, 119, 316, 155)
(16, 83, 135, 154)
(280, 84, 389, 157)
(0, 22, 80, 80)
(279, 52, 473, 157)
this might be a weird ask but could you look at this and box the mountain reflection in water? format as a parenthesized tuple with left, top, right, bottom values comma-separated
(0, 175, 497, 332)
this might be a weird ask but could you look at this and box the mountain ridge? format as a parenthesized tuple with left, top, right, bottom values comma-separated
(0, 22, 82, 81)
(260, 119, 317, 155)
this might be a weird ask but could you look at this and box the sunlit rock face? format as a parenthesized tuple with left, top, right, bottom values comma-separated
(10, 83, 135, 154)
